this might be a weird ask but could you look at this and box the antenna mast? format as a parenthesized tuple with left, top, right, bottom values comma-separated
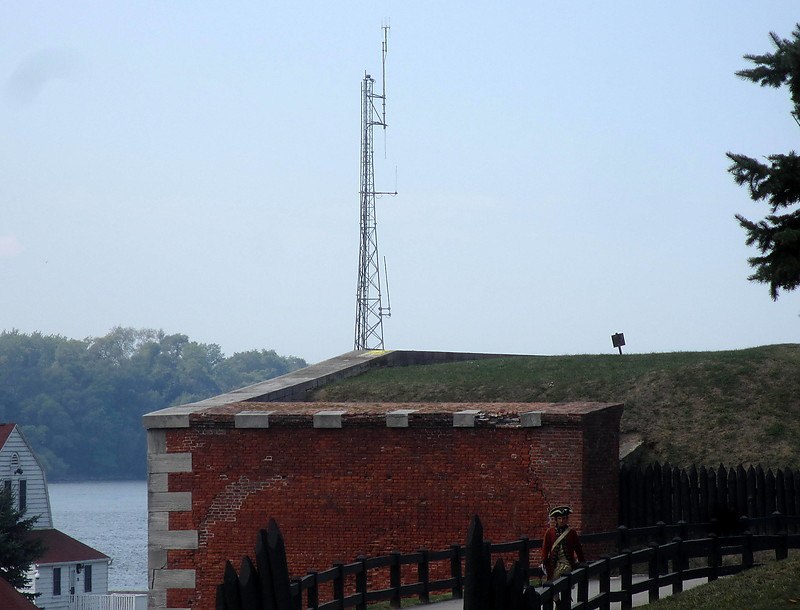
(354, 26, 395, 350)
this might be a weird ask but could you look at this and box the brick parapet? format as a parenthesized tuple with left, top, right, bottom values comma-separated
(186, 401, 612, 429)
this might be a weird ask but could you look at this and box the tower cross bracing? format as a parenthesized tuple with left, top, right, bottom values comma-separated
(354, 28, 392, 350)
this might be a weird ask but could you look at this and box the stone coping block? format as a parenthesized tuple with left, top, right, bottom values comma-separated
(235, 411, 274, 428)
(313, 410, 347, 428)
(386, 409, 418, 428)
(520, 411, 543, 427)
(453, 410, 481, 427)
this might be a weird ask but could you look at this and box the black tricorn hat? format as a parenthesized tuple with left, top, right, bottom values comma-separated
(548, 505, 572, 518)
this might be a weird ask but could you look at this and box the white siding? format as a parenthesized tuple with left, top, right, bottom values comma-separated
(0, 427, 52, 528)
(33, 564, 70, 610)
(33, 560, 110, 610)
(83, 560, 109, 595)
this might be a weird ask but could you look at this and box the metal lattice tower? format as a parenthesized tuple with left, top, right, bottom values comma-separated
(354, 27, 393, 350)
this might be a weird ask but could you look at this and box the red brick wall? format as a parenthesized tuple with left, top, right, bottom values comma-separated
(162, 407, 621, 609)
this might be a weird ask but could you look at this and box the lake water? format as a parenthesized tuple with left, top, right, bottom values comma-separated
(48, 480, 148, 592)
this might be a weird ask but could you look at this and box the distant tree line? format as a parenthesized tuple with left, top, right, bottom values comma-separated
(0, 327, 307, 481)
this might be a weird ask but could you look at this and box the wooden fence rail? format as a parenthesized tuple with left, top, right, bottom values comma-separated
(620, 462, 800, 529)
(216, 513, 800, 610)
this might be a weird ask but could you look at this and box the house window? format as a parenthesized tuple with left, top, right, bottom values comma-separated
(53, 567, 61, 596)
(83, 564, 92, 593)
(18, 480, 26, 512)
(2, 480, 9, 495)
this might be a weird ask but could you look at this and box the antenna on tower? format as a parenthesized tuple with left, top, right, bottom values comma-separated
(354, 26, 397, 351)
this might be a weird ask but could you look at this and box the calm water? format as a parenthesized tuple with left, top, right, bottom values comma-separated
(48, 481, 148, 592)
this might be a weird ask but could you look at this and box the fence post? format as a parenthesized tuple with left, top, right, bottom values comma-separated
(523, 584, 543, 610)
(773, 512, 788, 561)
(617, 525, 629, 554)
(598, 556, 611, 610)
(539, 581, 555, 610)
(511, 559, 527, 606)
(620, 550, 633, 610)
(556, 573, 572, 610)
(647, 542, 660, 604)
(656, 521, 666, 545)
(333, 563, 345, 608)
(519, 536, 530, 583)
(672, 537, 684, 595)
(450, 544, 463, 599)
(656, 520, 668, 574)
(417, 548, 430, 605)
(741, 527, 753, 570)
(575, 564, 589, 605)
(290, 580, 302, 610)
(306, 571, 318, 610)
(389, 551, 402, 609)
(355, 555, 367, 610)
(772, 511, 785, 536)
(708, 534, 720, 582)
(677, 520, 688, 542)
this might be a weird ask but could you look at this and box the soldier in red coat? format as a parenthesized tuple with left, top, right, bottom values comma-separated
(540, 505, 585, 581)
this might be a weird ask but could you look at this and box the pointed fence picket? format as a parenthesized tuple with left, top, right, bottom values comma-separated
(620, 462, 800, 530)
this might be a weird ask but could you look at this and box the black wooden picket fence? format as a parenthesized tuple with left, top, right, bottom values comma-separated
(217, 512, 800, 610)
(465, 512, 800, 610)
(620, 462, 800, 529)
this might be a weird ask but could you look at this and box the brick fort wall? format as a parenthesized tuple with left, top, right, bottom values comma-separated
(148, 401, 622, 610)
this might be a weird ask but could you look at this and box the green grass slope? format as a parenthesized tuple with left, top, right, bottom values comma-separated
(310, 344, 800, 469)
(649, 554, 800, 609)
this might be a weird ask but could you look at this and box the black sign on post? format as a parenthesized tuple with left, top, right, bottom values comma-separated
(611, 332, 625, 355)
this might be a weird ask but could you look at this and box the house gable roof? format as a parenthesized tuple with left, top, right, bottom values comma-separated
(27, 529, 110, 564)
(0, 577, 38, 610)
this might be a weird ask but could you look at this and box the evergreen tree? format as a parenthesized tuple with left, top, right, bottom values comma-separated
(0, 489, 44, 600)
(727, 25, 800, 299)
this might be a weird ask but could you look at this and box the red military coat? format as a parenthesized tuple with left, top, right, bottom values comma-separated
(540, 526, 585, 581)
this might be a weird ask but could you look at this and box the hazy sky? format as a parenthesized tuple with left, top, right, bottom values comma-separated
(2, 2, 799, 364)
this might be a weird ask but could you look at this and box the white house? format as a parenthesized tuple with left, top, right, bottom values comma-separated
(0, 424, 112, 610)
(0, 423, 53, 529)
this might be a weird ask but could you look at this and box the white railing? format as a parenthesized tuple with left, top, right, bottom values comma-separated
(68, 593, 147, 610)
